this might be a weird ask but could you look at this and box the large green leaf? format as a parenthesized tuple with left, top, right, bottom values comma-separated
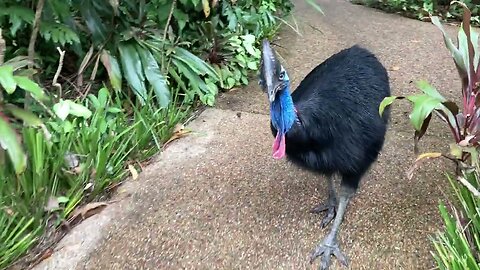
(0, 65, 17, 94)
(416, 80, 446, 101)
(172, 58, 211, 95)
(13, 76, 46, 101)
(78, 0, 108, 44)
(53, 99, 92, 120)
(4, 104, 43, 127)
(118, 42, 147, 104)
(100, 50, 122, 92)
(136, 45, 171, 108)
(0, 117, 26, 175)
(0, 6, 35, 36)
(39, 22, 81, 46)
(407, 94, 444, 131)
(173, 47, 219, 80)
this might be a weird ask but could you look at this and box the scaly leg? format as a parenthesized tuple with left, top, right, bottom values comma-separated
(310, 175, 337, 228)
(310, 182, 356, 270)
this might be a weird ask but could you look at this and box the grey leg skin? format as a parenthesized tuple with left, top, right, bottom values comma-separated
(310, 182, 356, 270)
(310, 175, 337, 228)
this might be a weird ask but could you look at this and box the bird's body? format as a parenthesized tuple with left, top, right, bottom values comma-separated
(270, 45, 390, 189)
(259, 41, 390, 270)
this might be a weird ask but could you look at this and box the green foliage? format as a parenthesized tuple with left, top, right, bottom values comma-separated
(379, 2, 480, 163)
(378, 3, 480, 268)
(431, 172, 480, 270)
(353, 0, 480, 25)
(0, 59, 48, 175)
(0, 0, 294, 109)
(0, 87, 190, 269)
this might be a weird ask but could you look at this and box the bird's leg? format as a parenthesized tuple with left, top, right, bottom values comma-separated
(310, 175, 337, 228)
(309, 182, 356, 270)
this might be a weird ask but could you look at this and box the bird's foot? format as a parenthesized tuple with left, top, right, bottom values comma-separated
(310, 196, 336, 228)
(309, 235, 349, 270)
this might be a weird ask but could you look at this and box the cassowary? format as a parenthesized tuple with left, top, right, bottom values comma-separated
(258, 40, 390, 269)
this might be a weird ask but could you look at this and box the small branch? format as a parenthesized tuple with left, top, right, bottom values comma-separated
(457, 175, 480, 197)
(161, 0, 177, 72)
(162, 0, 177, 44)
(26, 0, 45, 109)
(0, 28, 5, 102)
(28, 0, 45, 71)
(81, 53, 101, 101)
(52, 47, 65, 99)
(0, 28, 5, 65)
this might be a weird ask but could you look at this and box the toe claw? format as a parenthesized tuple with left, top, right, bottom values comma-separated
(309, 238, 349, 270)
(310, 204, 329, 213)
(333, 248, 349, 267)
(320, 208, 335, 228)
(320, 252, 331, 270)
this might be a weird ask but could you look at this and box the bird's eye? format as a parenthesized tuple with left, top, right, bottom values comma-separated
(279, 72, 285, 80)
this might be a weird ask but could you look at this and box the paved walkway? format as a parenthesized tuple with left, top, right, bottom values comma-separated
(35, 0, 463, 269)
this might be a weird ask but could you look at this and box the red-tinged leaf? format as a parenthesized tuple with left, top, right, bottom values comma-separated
(458, 134, 475, 146)
(443, 101, 460, 115)
(431, 16, 466, 75)
(456, 1, 476, 80)
(407, 152, 444, 180)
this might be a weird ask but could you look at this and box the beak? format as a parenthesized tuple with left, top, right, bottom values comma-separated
(261, 39, 277, 103)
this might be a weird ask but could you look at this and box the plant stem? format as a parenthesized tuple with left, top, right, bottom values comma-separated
(0, 28, 5, 102)
(53, 47, 65, 99)
(0, 28, 5, 65)
(161, 0, 177, 73)
(457, 175, 480, 197)
(26, 0, 45, 108)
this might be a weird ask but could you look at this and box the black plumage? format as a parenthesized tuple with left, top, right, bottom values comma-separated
(271, 44, 390, 189)
(259, 41, 391, 270)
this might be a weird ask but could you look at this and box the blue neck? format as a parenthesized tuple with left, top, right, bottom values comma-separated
(270, 86, 296, 134)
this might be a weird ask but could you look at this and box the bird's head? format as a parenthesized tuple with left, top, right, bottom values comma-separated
(258, 39, 290, 103)
(258, 39, 296, 160)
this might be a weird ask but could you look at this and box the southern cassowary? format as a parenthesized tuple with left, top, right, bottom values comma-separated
(258, 40, 390, 269)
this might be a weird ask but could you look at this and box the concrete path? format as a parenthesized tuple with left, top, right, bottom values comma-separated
(35, 0, 463, 269)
